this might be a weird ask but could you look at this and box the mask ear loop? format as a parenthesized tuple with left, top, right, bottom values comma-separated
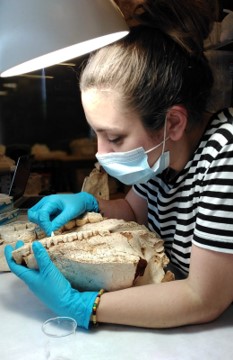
(161, 116, 169, 155)
(145, 116, 169, 154)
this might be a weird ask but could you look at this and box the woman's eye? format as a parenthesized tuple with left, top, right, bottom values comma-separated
(108, 137, 121, 144)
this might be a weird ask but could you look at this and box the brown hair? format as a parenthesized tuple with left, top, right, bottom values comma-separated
(134, 0, 218, 55)
(80, 0, 218, 130)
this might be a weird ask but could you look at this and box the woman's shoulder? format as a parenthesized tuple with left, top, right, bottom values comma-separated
(205, 107, 233, 146)
(209, 107, 233, 128)
(195, 107, 233, 171)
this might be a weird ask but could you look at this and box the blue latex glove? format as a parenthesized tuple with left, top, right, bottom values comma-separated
(4, 241, 98, 329)
(28, 192, 99, 235)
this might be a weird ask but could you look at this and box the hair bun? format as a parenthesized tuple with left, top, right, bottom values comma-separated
(135, 0, 218, 55)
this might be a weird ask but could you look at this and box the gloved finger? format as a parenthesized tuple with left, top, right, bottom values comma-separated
(50, 211, 74, 232)
(28, 210, 50, 231)
(27, 197, 50, 220)
(15, 240, 25, 249)
(28, 209, 53, 235)
(28, 195, 53, 211)
(4, 244, 14, 263)
(28, 195, 60, 218)
(32, 241, 52, 270)
(28, 199, 63, 235)
(4, 245, 31, 278)
(38, 211, 54, 236)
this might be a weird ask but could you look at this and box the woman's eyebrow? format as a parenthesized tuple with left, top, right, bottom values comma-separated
(95, 125, 122, 133)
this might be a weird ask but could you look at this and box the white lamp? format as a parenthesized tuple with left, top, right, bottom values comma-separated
(0, 0, 129, 77)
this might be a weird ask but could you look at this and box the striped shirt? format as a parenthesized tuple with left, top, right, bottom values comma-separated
(133, 108, 233, 274)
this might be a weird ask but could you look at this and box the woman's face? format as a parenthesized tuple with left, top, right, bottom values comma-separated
(81, 88, 165, 165)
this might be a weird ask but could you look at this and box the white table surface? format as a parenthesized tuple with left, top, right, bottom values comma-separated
(0, 272, 233, 360)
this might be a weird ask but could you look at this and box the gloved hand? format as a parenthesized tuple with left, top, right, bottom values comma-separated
(28, 192, 99, 235)
(4, 241, 98, 329)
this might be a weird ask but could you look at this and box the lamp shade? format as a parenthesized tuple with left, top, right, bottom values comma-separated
(0, 0, 129, 77)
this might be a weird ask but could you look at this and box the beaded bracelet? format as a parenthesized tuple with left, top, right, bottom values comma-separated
(91, 289, 105, 326)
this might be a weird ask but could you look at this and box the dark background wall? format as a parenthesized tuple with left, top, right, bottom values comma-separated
(0, 56, 89, 153)
(0, 0, 232, 155)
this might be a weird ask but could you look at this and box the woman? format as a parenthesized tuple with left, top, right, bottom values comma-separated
(5, 0, 233, 329)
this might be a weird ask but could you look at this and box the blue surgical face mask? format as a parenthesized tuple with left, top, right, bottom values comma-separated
(96, 124, 170, 185)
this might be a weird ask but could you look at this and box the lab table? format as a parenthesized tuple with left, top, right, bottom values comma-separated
(0, 272, 233, 360)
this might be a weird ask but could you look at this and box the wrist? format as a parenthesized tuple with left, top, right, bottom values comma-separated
(79, 192, 99, 213)
(69, 290, 100, 330)
(91, 195, 99, 213)
(90, 289, 105, 327)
